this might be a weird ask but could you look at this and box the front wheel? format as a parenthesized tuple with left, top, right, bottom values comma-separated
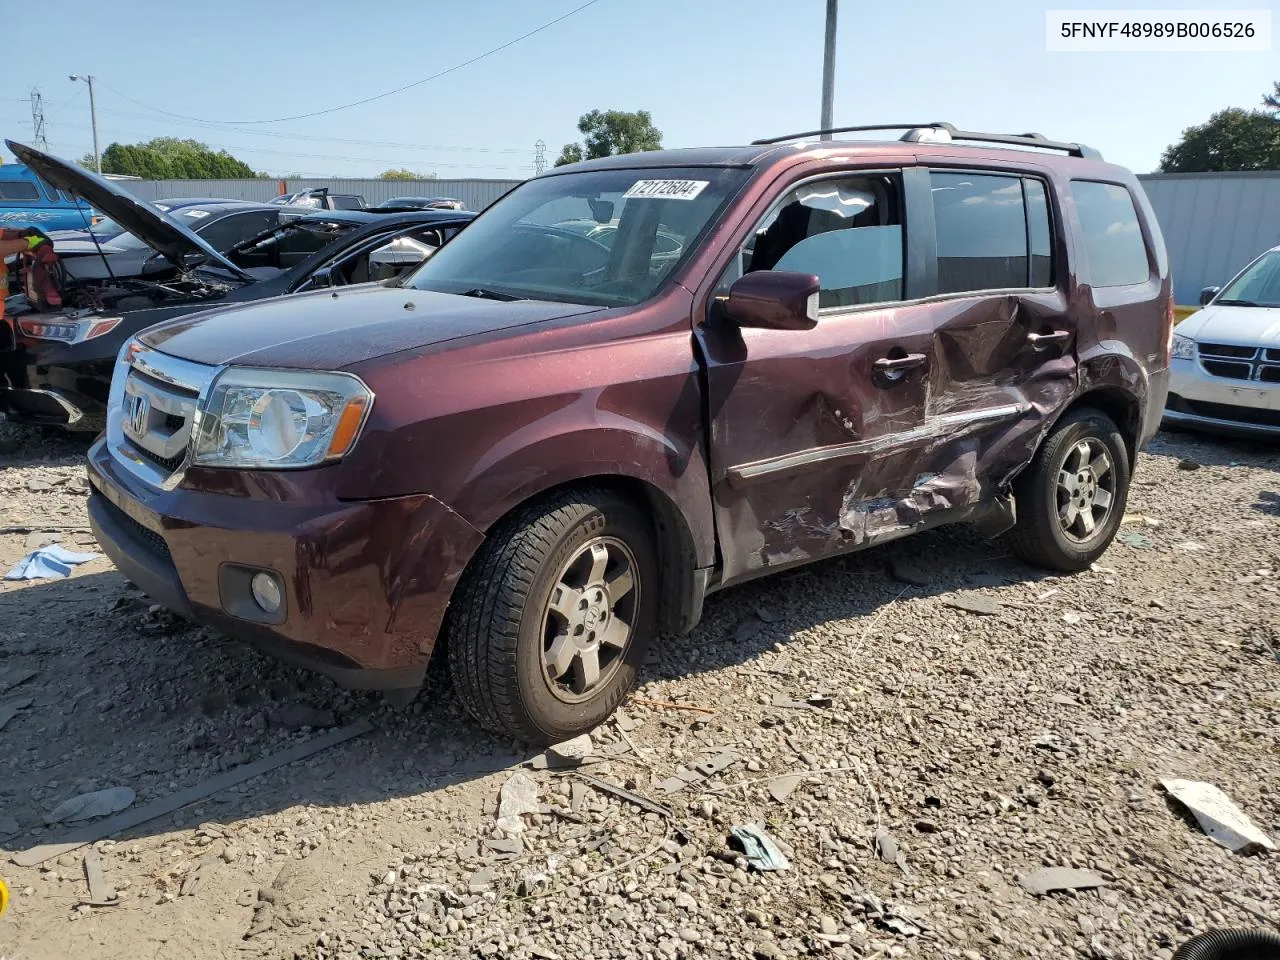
(1008, 407, 1131, 572)
(445, 488, 659, 745)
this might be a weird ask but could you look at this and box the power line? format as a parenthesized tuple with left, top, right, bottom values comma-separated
(88, 104, 528, 154)
(98, 0, 605, 126)
(30, 88, 47, 151)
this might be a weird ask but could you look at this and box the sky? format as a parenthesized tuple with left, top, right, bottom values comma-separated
(1, 0, 1276, 180)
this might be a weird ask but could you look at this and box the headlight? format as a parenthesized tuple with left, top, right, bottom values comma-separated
(190, 368, 373, 469)
(1171, 334, 1196, 360)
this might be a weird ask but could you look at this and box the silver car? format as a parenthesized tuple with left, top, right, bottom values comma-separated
(1164, 244, 1280, 439)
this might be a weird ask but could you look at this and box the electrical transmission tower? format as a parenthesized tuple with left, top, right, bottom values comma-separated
(534, 140, 547, 175)
(30, 88, 48, 151)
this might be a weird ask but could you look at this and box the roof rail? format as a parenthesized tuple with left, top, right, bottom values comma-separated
(752, 122, 1102, 160)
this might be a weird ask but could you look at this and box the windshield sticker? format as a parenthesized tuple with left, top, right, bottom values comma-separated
(184, 209, 211, 219)
(622, 179, 709, 201)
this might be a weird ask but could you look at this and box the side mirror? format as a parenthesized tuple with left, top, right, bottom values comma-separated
(310, 266, 335, 289)
(1199, 285, 1220, 306)
(719, 271, 821, 331)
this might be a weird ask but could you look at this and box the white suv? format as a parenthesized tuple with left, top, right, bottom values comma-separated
(1165, 244, 1280, 439)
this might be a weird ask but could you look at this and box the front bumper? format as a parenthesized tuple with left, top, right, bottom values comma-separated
(0, 343, 111, 431)
(87, 437, 485, 690)
(1162, 356, 1280, 439)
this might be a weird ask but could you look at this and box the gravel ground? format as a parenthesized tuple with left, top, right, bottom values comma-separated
(0, 419, 1277, 960)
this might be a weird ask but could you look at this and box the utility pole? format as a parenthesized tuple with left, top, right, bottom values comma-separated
(29, 88, 48, 152)
(534, 139, 547, 175)
(819, 0, 838, 139)
(69, 74, 100, 173)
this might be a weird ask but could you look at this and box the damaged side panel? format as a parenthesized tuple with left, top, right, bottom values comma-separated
(702, 287, 1080, 585)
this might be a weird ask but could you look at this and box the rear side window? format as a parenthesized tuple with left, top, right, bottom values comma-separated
(0, 180, 41, 202)
(931, 173, 1026, 293)
(1070, 181, 1150, 287)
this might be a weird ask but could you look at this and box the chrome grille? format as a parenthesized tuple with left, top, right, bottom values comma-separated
(1197, 342, 1280, 384)
(106, 342, 219, 490)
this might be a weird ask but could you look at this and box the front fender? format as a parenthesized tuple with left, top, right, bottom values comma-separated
(451, 412, 715, 568)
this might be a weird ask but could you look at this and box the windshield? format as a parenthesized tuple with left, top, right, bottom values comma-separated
(1218, 250, 1280, 308)
(230, 217, 357, 270)
(403, 167, 748, 306)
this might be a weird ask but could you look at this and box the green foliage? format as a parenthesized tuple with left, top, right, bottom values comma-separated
(554, 109, 662, 167)
(378, 168, 437, 180)
(85, 138, 258, 179)
(1159, 106, 1280, 172)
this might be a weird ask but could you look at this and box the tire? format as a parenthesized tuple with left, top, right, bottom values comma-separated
(1008, 407, 1131, 572)
(445, 488, 659, 745)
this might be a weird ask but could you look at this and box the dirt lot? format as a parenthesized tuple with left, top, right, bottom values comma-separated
(0, 420, 1277, 960)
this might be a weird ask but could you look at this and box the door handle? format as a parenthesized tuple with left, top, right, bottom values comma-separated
(873, 353, 928, 372)
(1027, 330, 1071, 349)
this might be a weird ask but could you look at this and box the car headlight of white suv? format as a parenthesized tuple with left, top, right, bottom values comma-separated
(190, 368, 373, 469)
(1171, 333, 1196, 360)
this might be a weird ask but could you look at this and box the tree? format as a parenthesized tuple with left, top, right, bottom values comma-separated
(554, 109, 662, 167)
(82, 138, 258, 179)
(1265, 81, 1280, 113)
(378, 167, 437, 180)
(1159, 107, 1280, 172)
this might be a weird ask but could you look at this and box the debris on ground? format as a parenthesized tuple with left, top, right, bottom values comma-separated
(942, 591, 1000, 615)
(0, 668, 37, 694)
(271, 704, 337, 730)
(874, 828, 908, 872)
(12, 719, 374, 866)
(4, 544, 100, 580)
(1161, 778, 1276, 854)
(45, 787, 136, 825)
(528, 732, 596, 769)
(768, 773, 806, 803)
(495, 772, 540, 834)
(658, 750, 738, 794)
(81, 849, 116, 906)
(0, 696, 33, 731)
(629, 696, 715, 715)
(575, 774, 675, 820)
(728, 824, 790, 872)
(1020, 866, 1107, 895)
(1177, 459, 1201, 471)
(1117, 530, 1155, 549)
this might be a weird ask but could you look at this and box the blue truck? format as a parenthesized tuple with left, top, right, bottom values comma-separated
(0, 162, 99, 231)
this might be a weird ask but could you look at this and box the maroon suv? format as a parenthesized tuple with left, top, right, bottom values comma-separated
(86, 124, 1173, 744)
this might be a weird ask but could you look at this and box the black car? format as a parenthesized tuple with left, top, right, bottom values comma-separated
(373, 196, 467, 211)
(1, 141, 473, 432)
(50, 201, 297, 282)
(269, 187, 366, 211)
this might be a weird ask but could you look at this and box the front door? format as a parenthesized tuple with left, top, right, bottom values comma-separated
(696, 169, 945, 584)
(920, 166, 1078, 487)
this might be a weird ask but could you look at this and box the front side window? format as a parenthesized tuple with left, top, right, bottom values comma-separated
(405, 167, 748, 306)
(1070, 180, 1151, 287)
(722, 174, 904, 310)
(0, 180, 41, 202)
(1218, 250, 1280, 308)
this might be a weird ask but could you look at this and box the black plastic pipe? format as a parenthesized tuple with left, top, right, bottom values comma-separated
(1174, 929, 1280, 960)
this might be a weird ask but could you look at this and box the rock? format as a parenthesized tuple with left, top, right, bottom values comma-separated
(913, 819, 938, 834)
(820, 916, 838, 935)
(1177, 459, 1200, 471)
(754, 944, 783, 960)
(943, 592, 1000, 616)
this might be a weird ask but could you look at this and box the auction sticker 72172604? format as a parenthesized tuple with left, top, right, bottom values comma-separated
(621, 180, 709, 201)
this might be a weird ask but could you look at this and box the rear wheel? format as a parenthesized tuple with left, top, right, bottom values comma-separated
(445, 488, 658, 745)
(1008, 407, 1131, 571)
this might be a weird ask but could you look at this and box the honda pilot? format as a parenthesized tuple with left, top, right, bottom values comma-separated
(86, 124, 1173, 744)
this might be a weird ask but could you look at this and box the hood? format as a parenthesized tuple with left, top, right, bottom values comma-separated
(1179, 302, 1280, 345)
(5, 140, 252, 282)
(139, 284, 604, 369)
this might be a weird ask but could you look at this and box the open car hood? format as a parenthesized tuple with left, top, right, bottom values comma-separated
(5, 140, 253, 282)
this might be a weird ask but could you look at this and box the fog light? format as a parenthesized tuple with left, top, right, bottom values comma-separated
(250, 572, 282, 614)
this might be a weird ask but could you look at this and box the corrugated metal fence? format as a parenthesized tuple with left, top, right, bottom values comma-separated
(116, 172, 1280, 306)
(1138, 172, 1280, 305)
(118, 177, 524, 211)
